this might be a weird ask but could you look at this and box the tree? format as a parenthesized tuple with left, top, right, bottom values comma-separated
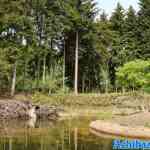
(93, 13, 114, 92)
(109, 3, 125, 87)
(0, 0, 34, 96)
(100, 11, 108, 21)
(136, 0, 150, 59)
(110, 3, 125, 35)
(61, 0, 97, 94)
(0, 48, 11, 93)
(0, 0, 25, 96)
(0, 0, 148, 95)
(116, 60, 150, 91)
(121, 6, 138, 62)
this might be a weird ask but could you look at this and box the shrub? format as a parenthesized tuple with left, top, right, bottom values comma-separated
(116, 59, 150, 91)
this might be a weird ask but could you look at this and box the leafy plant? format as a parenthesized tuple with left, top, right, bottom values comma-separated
(116, 60, 150, 91)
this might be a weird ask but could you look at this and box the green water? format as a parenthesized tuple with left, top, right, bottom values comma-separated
(0, 117, 113, 150)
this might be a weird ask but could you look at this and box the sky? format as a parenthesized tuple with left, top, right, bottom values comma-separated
(96, 0, 139, 16)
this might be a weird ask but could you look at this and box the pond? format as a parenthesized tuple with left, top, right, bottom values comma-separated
(0, 117, 113, 150)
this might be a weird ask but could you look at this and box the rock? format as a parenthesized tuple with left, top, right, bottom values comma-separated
(36, 105, 59, 120)
(0, 100, 34, 120)
(0, 100, 59, 121)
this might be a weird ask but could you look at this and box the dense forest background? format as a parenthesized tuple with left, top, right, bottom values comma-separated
(0, 0, 149, 96)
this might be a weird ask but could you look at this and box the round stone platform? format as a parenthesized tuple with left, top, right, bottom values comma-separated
(90, 120, 150, 139)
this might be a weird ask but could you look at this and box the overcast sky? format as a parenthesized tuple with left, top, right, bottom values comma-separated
(96, 0, 139, 16)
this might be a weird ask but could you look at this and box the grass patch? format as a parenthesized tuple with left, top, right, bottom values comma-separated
(97, 111, 113, 120)
(30, 92, 150, 107)
(144, 122, 150, 128)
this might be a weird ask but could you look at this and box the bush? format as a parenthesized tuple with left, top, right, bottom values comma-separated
(116, 59, 150, 91)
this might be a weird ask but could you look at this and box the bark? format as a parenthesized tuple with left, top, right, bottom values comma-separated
(82, 74, 85, 93)
(63, 40, 66, 91)
(23, 60, 27, 92)
(11, 62, 17, 97)
(74, 31, 79, 95)
(105, 80, 108, 94)
(37, 59, 40, 90)
(42, 55, 46, 84)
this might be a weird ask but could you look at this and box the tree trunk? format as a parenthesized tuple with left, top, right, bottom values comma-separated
(74, 31, 79, 95)
(42, 55, 46, 84)
(105, 79, 108, 94)
(89, 79, 91, 92)
(11, 62, 17, 97)
(63, 40, 66, 91)
(122, 87, 125, 94)
(37, 59, 40, 90)
(23, 60, 27, 92)
(82, 74, 85, 93)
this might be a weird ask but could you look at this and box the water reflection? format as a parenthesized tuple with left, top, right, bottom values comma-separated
(0, 117, 113, 150)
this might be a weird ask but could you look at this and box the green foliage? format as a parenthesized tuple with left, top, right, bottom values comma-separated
(143, 86, 150, 94)
(0, 48, 11, 91)
(40, 61, 64, 94)
(110, 3, 125, 35)
(0, 0, 149, 95)
(116, 60, 150, 90)
(137, 0, 150, 59)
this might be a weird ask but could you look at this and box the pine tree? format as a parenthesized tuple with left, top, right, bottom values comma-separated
(122, 6, 138, 61)
(100, 11, 108, 21)
(137, 0, 150, 59)
(61, 0, 97, 94)
(109, 3, 125, 87)
(0, 0, 34, 96)
(110, 3, 125, 35)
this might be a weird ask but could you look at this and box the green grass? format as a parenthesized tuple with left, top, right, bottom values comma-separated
(144, 122, 150, 128)
(96, 111, 113, 120)
(28, 91, 150, 107)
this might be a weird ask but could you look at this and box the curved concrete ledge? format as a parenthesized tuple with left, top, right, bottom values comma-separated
(90, 120, 150, 139)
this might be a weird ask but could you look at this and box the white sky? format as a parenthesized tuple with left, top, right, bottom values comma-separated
(96, 0, 139, 16)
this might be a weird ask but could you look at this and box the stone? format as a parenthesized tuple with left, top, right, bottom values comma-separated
(36, 105, 59, 120)
(0, 100, 59, 121)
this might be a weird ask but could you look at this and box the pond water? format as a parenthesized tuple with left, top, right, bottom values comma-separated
(0, 117, 113, 150)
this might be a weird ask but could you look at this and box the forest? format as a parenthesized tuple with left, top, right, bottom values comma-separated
(0, 0, 149, 96)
